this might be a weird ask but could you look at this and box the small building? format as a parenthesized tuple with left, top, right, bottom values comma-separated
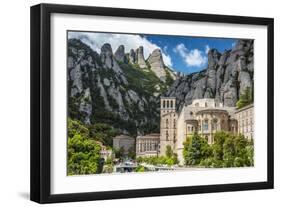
(136, 133, 160, 157)
(235, 103, 254, 140)
(96, 141, 113, 161)
(113, 135, 135, 155)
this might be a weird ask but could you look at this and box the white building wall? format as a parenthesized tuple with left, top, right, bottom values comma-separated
(176, 107, 186, 165)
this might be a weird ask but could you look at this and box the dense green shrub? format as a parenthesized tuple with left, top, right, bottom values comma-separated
(183, 131, 254, 168)
(67, 119, 102, 175)
(236, 87, 253, 109)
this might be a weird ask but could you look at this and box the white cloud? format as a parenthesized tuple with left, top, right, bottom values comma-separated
(173, 43, 188, 58)
(185, 49, 207, 67)
(173, 43, 207, 67)
(163, 45, 168, 53)
(68, 32, 173, 67)
(205, 45, 210, 54)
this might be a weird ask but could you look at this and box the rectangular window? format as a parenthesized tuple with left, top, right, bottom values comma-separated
(203, 121, 208, 131)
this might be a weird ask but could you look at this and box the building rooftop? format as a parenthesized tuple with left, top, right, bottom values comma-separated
(196, 108, 229, 115)
(114, 134, 134, 140)
(136, 133, 160, 139)
(234, 103, 254, 113)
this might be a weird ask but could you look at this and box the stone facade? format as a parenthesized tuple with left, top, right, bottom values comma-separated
(135, 97, 254, 164)
(159, 97, 178, 155)
(160, 97, 244, 164)
(234, 104, 254, 140)
(113, 135, 135, 155)
(97, 141, 113, 161)
(136, 134, 160, 157)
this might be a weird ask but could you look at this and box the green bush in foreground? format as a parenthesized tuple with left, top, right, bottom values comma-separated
(183, 131, 254, 168)
(136, 145, 178, 166)
(67, 119, 102, 175)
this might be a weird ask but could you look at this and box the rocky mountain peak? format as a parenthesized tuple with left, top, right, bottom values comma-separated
(67, 39, 173, 135)
(165, 39, 254, 109)
(100, 43, 124, 74)
(135, 46, 147, 68)
(147, 49, 166, 81)
(101, 43, 113, 55)
(129, 49, 136, 63)
(207, 49, 221, 68)
(114, 45, 125, 62)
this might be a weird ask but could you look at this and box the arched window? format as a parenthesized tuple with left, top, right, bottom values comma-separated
(163, 100, 166, 108)
(221, 119, 225, 128)
(166, 131, 169, 141)
(205, 102, 208, 107)
(166, 119, 169, 128)
(167, 100, 170, 108)
(173, 119, 176, 128)
(203, 119, 209, 131)
(187, 126, 190, 132)
(213, 119, 218, 131)
(171, 100, 173, 108)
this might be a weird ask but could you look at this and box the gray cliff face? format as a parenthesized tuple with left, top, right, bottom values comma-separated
(147, 49, 167, 82)
(129, 49, 136, 63)
(165, 39, 254, 109)
(67, 39, 173, 135)
(135, 46, 147, 68)
(114, 45, 125, 62)
(67, 38, 252, 135)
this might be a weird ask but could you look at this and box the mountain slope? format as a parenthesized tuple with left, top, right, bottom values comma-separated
(165, 39, 254, 110)
(67, 39, 175, 136)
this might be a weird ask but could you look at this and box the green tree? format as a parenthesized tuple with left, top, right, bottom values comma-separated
(128, 147, 136, 160)
(113, 147, 125, 159)
(183, 133, 212, 166)
(165, 145, 173, 158)
(201, 131, 254, 168)
(236, 87, 253, 109)
(136, 166, 145, 172)
(184, 131, 254, 168)
(172, 153, 179, 165)
(212, 131, 228, 161)
(88, 123, 119, 147)
(67, 134, 102, 175)
(67, 119, 103, 175)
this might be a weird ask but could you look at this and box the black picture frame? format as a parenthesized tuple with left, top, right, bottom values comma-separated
(30, 3, 274, 204)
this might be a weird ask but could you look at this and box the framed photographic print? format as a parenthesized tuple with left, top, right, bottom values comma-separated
(30, 3, 274, 203)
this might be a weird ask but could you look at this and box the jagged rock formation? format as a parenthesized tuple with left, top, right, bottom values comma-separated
(129, 49, 136, 63)
(114, 45, 125, 62)
(67, 39, 175, 135)
(165, 39, 254, 109)
(147, 49, 167, 81)
(68, 38, 253, 136)
(135, 46, 147, 68)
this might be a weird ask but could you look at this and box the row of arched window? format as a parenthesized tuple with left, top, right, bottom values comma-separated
(162, 100, 174, 109)
(198, 119, 222, 132)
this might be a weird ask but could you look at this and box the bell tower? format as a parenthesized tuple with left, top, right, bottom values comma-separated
(160, 97, 178, 156)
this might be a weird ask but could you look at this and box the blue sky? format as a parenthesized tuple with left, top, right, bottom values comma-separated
(146, 35, 236, 74)
(69, 31, 237, 74)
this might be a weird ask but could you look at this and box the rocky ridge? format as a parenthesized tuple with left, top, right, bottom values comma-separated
(165, 39, 254, 110)
(67, 38, 175, 135)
